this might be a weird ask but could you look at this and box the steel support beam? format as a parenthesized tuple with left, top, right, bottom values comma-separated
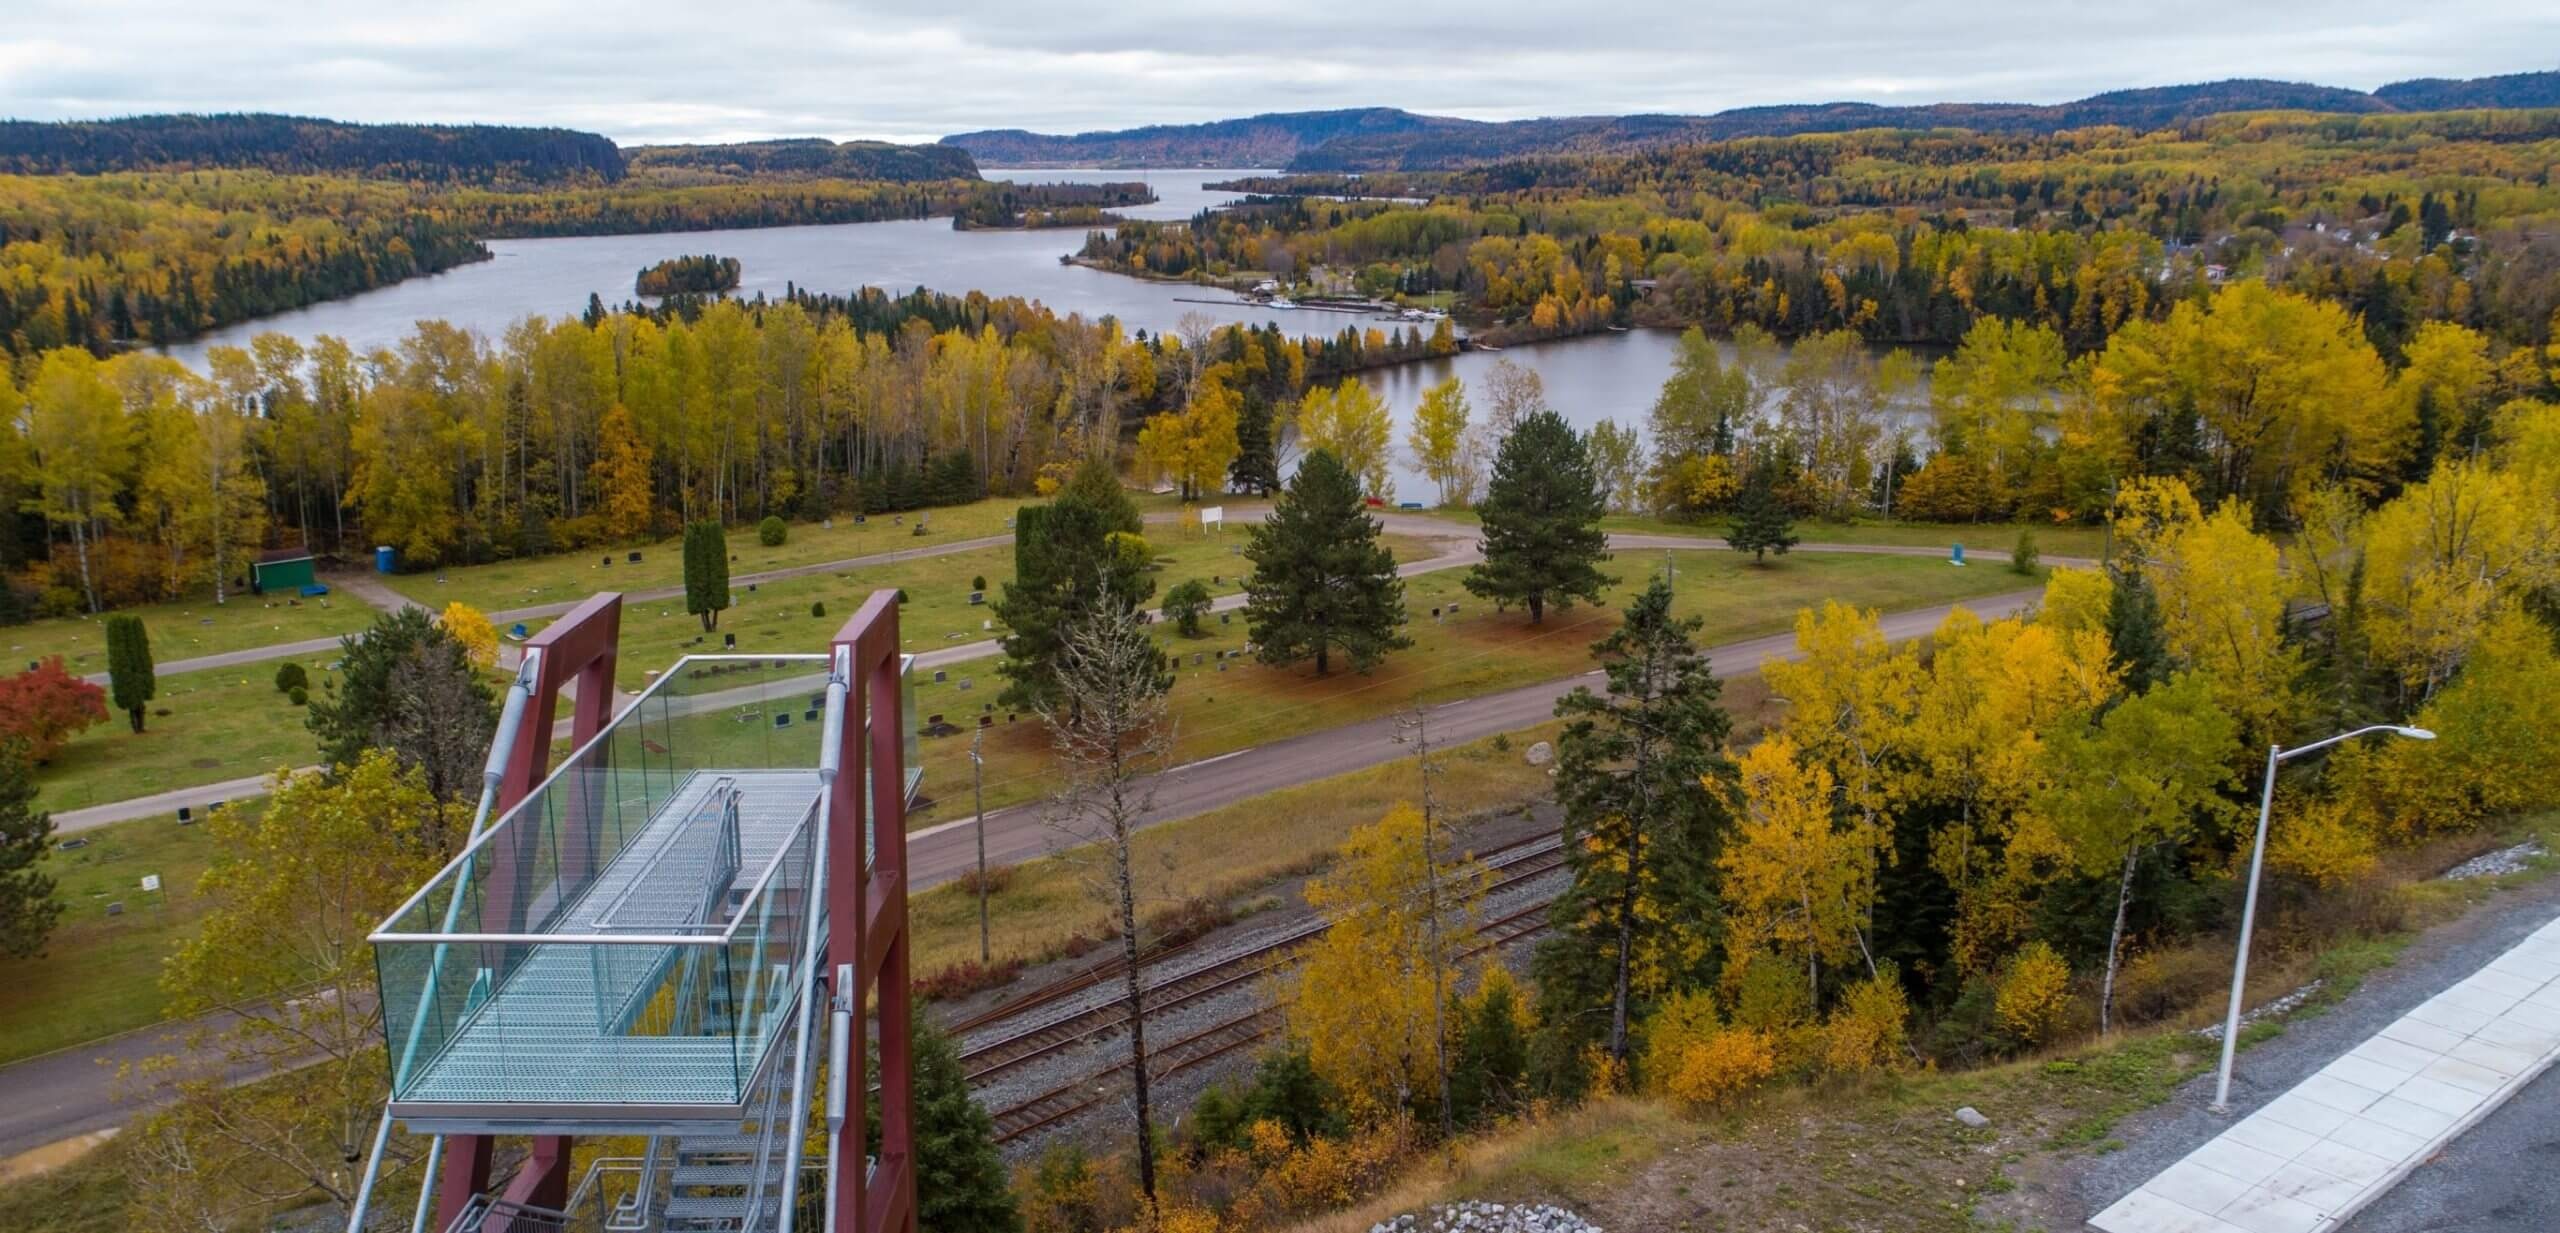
(828, 592, 915, 1233)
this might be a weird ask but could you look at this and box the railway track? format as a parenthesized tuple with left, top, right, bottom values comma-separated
(959, 834, 1570, 1089)
(987, 884, 1567, 1143)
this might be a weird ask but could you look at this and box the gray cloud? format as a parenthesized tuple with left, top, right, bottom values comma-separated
(4, 1, 2553, 145)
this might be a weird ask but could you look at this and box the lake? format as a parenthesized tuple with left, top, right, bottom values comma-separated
(160, 169, 1889, 499)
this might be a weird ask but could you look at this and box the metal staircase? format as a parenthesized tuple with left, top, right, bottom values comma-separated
(343, 593, 920, 1233)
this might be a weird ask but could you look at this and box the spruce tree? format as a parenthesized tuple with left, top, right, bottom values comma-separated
(1726, 460, 1798, 564)
(1059, 457, 1143, 536)
(1466, 411, 1614, 623)
(1243, 449, 1410, 677)
(682, 520, 731, 632)
(1531, 579, 1736, 1075)
(908, 1009, 1022, 1233)
(2105, 566, 2174, 695)
(1230, 390, 1281, 495)
(0, 743, 60, 960)
(104, 614, 155, 733)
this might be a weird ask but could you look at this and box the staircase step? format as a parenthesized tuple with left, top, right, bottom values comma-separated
(665, 1191, 779, 1226)
(671, 1162, 772, 1189)
(674, 1133, 767, 1157)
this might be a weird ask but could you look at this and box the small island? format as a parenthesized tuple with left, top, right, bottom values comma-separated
(635, 254, 742, 296)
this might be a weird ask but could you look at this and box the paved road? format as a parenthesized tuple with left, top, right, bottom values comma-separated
(2074, 866, 2560, 1229)
(0, 1008, 273, 1161)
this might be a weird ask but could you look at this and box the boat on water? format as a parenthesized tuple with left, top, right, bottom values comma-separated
(1268, 296, 1298, 309)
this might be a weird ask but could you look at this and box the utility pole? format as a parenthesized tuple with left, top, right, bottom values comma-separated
(1396, 705, 1457, 1153)
(971, 726, 989, 963)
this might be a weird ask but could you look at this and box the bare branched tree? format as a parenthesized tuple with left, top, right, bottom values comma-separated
(1395, 704, 1469, 1150)
(1036, 589, 1173, 1203)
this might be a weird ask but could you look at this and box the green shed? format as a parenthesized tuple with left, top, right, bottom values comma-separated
(252, 549, 317, 594)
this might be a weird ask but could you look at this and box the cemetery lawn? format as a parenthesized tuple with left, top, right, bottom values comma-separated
(0, 593, 368, 676)
(35, 659, 332, 812)
(0, 811, 222, 1064)
(1419, 507, 2112, 560)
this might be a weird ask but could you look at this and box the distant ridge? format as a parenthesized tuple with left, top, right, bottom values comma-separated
(0, 113, 628, 184)
(624, 138, 979, 182)
(940, 71, 2560, 172)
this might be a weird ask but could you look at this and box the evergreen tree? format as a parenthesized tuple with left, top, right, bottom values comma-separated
(1726, 460, 1798, 564)
(1059, 457, 1143, 536)
(1465, 411, 1614, 623)
(1531, 580, 1736, 1076)
(308, 607, 495, 787)
(682, 520, 732, 632)
(1243, 449, 1411, 677)
(992, 496, 1152, 712)
(104, 614, 155, 733)
(2105, 566, 2174, 695)
(1230, 390, 1281, 495)
(908, 1008, 1022, 1233)
(1449, 978, 1529, 1129)
(0, 743, 60, 960)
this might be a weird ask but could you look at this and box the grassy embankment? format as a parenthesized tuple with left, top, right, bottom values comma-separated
(1268, 811, 2560, 1233)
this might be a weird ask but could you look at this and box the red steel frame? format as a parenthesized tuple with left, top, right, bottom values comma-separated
(435, 592, 623, 1231)
(829, 592, 917, 1233)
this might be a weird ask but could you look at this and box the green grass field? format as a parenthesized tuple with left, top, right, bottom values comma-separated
(902, 548, 2042, 824)
(0, 594, 368, 676)
(34, 659, 332, 812)
(383, 492, 1190, 616)
(0, 811, 222, 1065)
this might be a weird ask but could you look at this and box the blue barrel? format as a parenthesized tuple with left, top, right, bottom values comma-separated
(374, 545, 397, 573)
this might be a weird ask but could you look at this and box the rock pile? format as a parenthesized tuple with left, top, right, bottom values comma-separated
(1370, 1200, 1600, 1233)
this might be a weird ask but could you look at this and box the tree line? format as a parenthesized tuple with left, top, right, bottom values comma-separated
(1090, 109, 2560, 356)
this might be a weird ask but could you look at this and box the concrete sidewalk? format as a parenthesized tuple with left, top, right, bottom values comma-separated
(2091, 912, 2560, 1233)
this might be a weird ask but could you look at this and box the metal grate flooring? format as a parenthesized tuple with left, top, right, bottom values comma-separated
(398, 769, 822, 1108)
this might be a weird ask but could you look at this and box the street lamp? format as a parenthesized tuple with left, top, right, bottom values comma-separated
(2211, 724, 2435, 1112)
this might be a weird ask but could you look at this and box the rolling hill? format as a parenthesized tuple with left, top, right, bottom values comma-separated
(939, 71, 2560, 172)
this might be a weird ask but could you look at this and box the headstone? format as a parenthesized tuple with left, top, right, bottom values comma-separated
(855, 514, 866, 524)
(1220, 612, 1231, 625)
(141, 874, 161, 893)
(933, 669, 947, 683)
(979, 714, 992, 727)
(177, 805, 192, 823)
(804, 708, 820, 723)
(774, 713, 791, 728)
(723, 633, 737, 649)
(105, 902, 124, 917)
(1191, 653, 1203, 666)
(968, 591, 985, 605)
(628, 551, 643, 563)
(957, 678, 972, 691)
(748, 582, 758, 592)
(601, 556, 612, 567)
(57, 837, 88, 850)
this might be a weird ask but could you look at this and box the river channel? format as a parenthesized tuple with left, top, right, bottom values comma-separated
(161, 169, 1876, 500)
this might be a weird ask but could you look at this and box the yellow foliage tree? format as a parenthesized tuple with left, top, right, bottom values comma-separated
(441, 600, 499, 670)
(589, 402, 655, 541)
(1995, 941, 2073, 1045)
(2036, 567, 2114, 636)
(1294, 379, 1396, 499)
(2357, 458, 2560, 697)
(1134, 375, 1243, 502)
(1823, 967, 1914, 1075)
(1404, 376, 1474, 506)
(2141, 496, 2298, 745)
(1721, 733, 1877, 1000)
(2342, 604, 2560, 837)
(1286, 803, 1485, 1119)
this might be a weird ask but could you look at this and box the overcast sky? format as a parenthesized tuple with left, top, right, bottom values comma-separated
(6, 2, 2554, 146)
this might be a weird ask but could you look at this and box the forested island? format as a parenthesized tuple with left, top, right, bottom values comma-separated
(635, 254, 742, 296)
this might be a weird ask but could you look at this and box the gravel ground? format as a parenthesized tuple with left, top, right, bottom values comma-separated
(2073, 868, 2560, 1220)
(1371, 1200, 1602, 1232)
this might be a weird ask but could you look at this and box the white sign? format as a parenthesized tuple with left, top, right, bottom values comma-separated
(140, 874, 161, 893)
(1198, 506, 1225, 532)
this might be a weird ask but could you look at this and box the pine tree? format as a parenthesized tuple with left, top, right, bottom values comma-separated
(1727, 461, 1798, 564)
(1531, 579, 1737, 1074)
(907, 1008, 1022, 1233)
(682, 520, 731, 632)
(1059, 457, 1142, 536)
(1466, 411, 1614, 623)
(104, 614, 155, 733)
(1244, 449, 1411, 677)
(0, 743, 60, 960)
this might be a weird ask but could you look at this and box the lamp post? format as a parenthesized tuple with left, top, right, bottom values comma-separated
(2211, 723, 2434, 1112)
(971, 726, 990, 964)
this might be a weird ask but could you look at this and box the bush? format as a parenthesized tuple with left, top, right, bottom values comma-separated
(287, 685, 309, 707)
(912, 956, 1026, 1002)
(1105, 530, 1154, 575)
(1823, 966, 1913, 1074)
(1995, 940, 2074, 1045)
(1163, 579, 1214, 636)
(971, 574, 988, 592)
(1665, 1027, 1778, 1111)
(951, 865, 1013, 897)
(896, 588, 910, 603)
(2011, 527, 2040, 574)
(757, 515, 788, 547)
(273, 662, 309, 695)
(810, 601, 827, 619)
(2110, 944, 2232, 1028)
